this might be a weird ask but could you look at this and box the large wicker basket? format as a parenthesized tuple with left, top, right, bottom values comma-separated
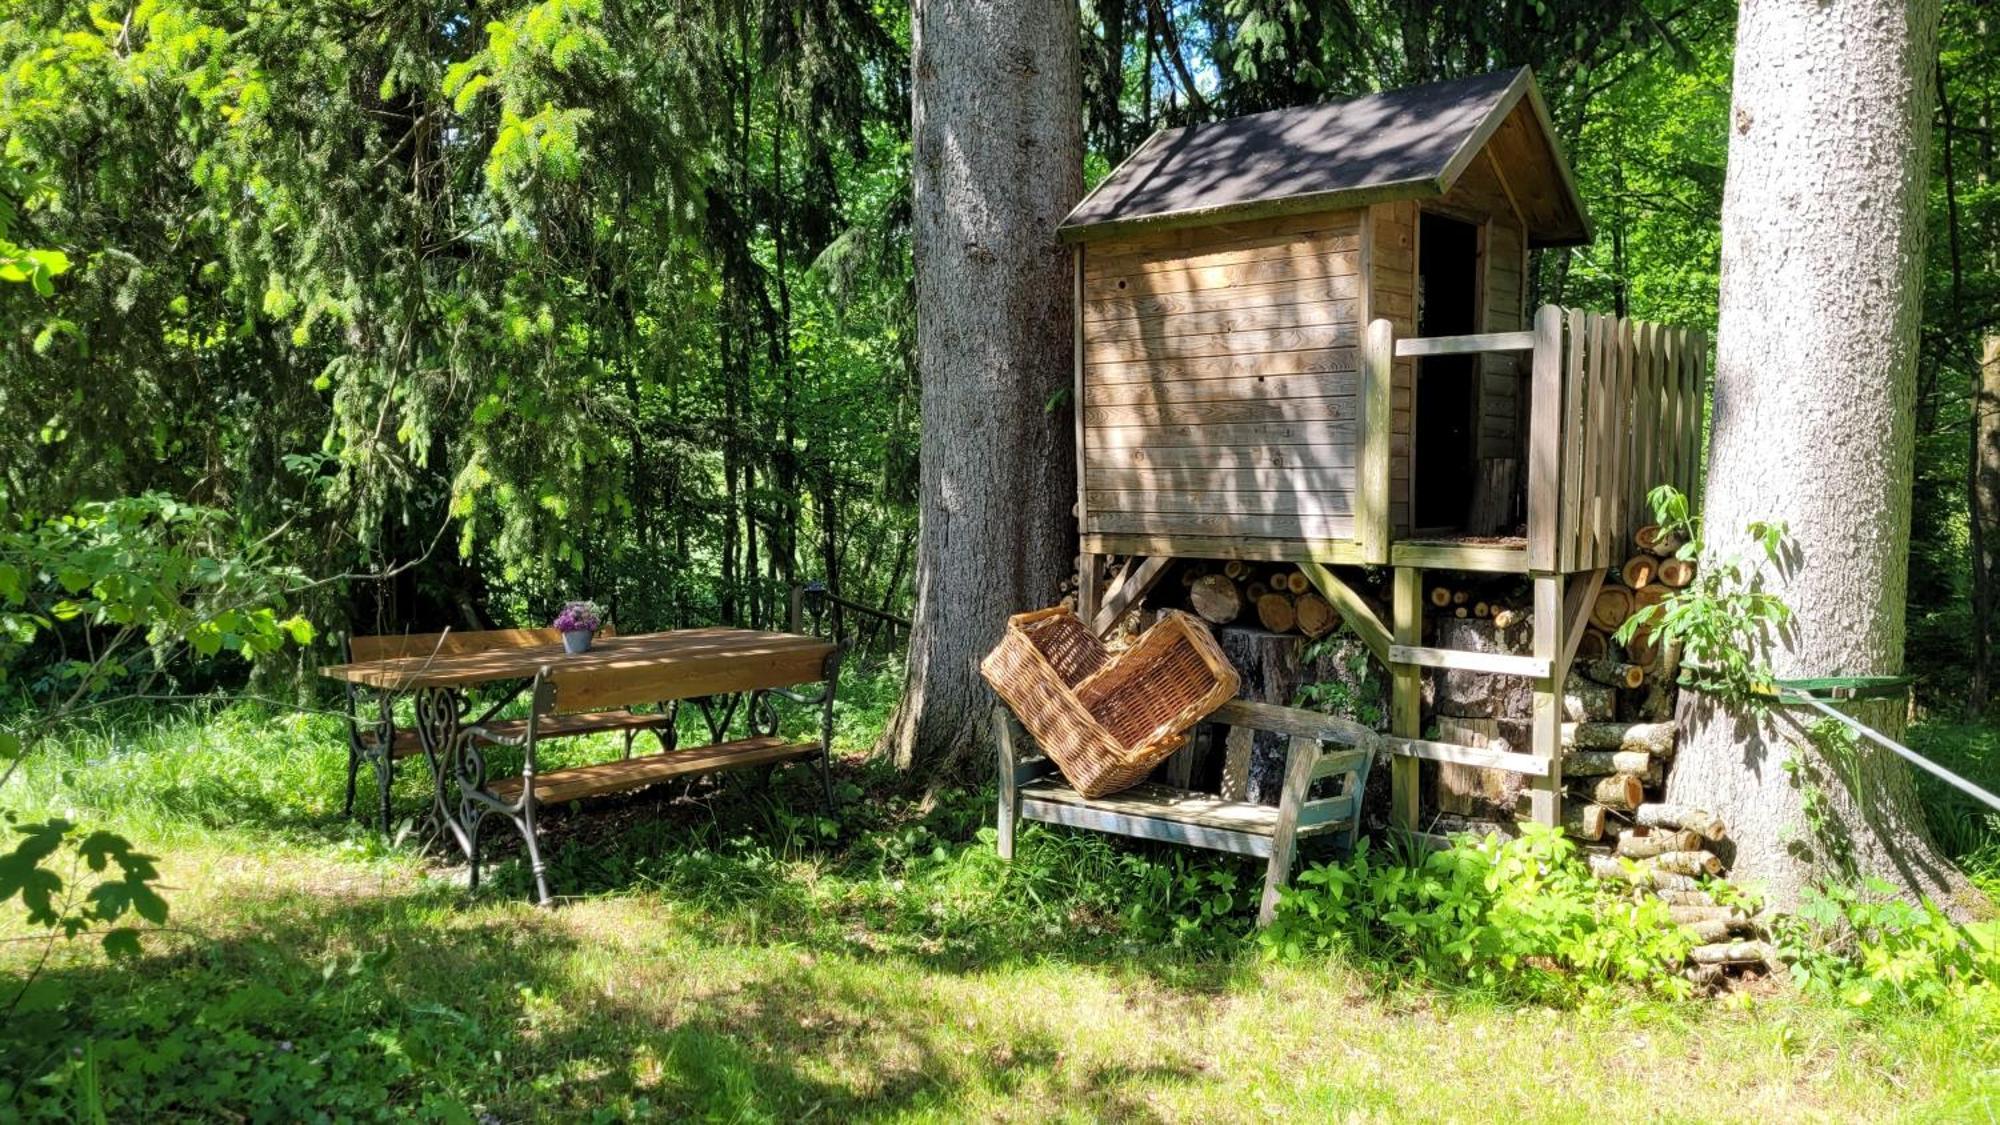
(981, 606, 1240, 798)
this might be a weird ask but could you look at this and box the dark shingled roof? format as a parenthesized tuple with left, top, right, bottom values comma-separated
(1060, 68, 1590, 247)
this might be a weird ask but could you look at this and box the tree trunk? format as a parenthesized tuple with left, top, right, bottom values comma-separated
(889, 0, 1081, 771)
(1673, 0, 1978, 913)
(1975, 335, 2000, 713)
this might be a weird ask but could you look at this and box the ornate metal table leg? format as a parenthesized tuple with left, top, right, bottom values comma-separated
(371, 691, 396, 832)
(414, 686, 473, 858)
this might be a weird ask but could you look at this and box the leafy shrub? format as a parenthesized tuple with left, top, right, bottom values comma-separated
(1260, 824, 1696, 1002)
(1774, 878, 2000, 1016)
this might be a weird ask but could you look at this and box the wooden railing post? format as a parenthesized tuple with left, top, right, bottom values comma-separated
(1359, 318, 1395, 564)
(1526, 305, 1564, 573)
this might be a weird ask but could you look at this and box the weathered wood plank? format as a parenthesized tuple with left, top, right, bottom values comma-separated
(1393, 330, 1536, 357)
(1296, 561, 1391, 665)
(1085, 274, 1365, 324)
(1085, 323, 1360, 366)
(1526, 575, 1565, 827)
(1085, 369, 1361, 408)
(1390, 568, 1422, 829)
(1387, 540, 1528, 573)
(1081, 533, 1366, 565)
(1527, 305, 1564, 571)
(1022, 778, 1285, 836)
(1085, 228, 1361, 277)
(1558, 307, 1588, 571)
(1383, 735, 1553, 776)
(1087, 419, 1358, 450)
(1358, 318, 1395, 563)
(1211, 697, 1378, 747)
(1087, 209, 1363, 259)
(1085, 488, 1356, 517)
(1088, 464, 1355, 494)
(1087, 509, 1354, 539)
(1083, 249, 1362, 301)
(1087, 300, 1360, 348)
(1082, 393, 1357, 429)
(1388, 644, 1553, 679)
(1090, 555, 1171, 637)
(1086, 347, 1357, 385)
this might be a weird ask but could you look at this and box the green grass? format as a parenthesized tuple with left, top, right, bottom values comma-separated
(2, 684, 1998, 1120)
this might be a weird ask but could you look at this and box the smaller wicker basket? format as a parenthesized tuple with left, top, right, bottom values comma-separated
(981, 606, 1239, 798)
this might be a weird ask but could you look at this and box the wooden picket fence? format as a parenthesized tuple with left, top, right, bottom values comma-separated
(1529, 306, 1707, 573)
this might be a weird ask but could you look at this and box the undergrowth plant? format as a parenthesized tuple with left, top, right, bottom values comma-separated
(1772, 877, 2000, 1017)
(1260, 825, 1696, 1003)
(1616, 485, 1791, 702)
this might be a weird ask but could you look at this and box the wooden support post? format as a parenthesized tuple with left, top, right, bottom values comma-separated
(1359, 319, 1395, 564)
(1527, 305, 1564, 572)
(995, 706, 1020, 860)
(1390, 567, 1422, 830)
(1259, 735, 1319, 927)
(1091, 555, 1170, 637)
(1525, 574, 1566, 827)
(1077, 553, 1103, 628)
(1297, 561, 1390, 666)
(1560, 569, 1605, 669)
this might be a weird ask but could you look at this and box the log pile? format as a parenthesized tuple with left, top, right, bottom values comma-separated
(1174, 562, 1341, 639)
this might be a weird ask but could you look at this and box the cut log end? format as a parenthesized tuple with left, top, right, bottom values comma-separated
(1190, 574, 1242, 625)
(1620, 555, 1660, 589)
(1295, 593, 1338, 639)
(1256, 592, 1297, 634)
(1657, 557, 1697, 589)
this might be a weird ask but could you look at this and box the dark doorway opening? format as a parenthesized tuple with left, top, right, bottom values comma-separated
(1414, 211, 1481, 531)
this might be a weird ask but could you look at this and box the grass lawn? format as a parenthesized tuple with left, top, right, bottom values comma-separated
(3, 680, 1998, 1121)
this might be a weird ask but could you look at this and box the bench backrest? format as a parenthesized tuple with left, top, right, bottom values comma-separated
(349, 624, 617, 664)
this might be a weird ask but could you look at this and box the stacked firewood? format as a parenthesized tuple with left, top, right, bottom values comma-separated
(1177, 561, 1342, 639)
(1576, 522, 1696, 718)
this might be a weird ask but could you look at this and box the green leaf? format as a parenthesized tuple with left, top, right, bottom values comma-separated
(101, 928, 143, 959)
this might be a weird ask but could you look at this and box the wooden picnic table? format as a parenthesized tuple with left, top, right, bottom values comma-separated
(321, 627, 841, 900)
(321, 628, 835, 700)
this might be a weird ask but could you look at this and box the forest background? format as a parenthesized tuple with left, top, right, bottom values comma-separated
(1, 0, 1996, 719)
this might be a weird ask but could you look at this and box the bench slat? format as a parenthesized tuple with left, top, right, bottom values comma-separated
(488, 736, 820, 805)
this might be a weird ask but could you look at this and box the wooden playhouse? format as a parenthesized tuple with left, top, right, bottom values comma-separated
(1052, 67, 1708, 836)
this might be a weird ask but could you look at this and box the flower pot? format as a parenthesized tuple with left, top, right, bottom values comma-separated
(562, 629, 594, 654)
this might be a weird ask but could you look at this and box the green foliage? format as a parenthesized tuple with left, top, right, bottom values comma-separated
(0, 493, 308, 719)
(1774, 878, 2000, 1017)
(1618, 485, 1792, 702)
(0, 814, 164, 962)
(1260, 825, 1697, 1003)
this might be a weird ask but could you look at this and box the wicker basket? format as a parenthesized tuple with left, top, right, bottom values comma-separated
(981, 606, 1239, 798)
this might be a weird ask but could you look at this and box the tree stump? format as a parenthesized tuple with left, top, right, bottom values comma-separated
(1203, 626, 1385, 805)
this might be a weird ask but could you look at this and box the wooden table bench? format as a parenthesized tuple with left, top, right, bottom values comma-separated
(338, 626, 679, 830)
(323, 627, 840, 903)
(996, 698, 1379, 925)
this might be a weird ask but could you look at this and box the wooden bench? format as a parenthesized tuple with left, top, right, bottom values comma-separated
(341, 625, 673, 829)
(454, 632, 841, 905)
(996, 697, 1378, 925)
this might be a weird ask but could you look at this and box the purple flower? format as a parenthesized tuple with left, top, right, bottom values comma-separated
(552, 600, 602, 633)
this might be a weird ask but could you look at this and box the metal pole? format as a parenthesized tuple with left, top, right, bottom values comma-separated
(1787, 692, 2000, 814)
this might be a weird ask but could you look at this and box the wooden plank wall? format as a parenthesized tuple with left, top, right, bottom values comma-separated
(1367, 202, 1416, 534)
(1079, 211, 1366, 554)
(1545, 309, 1707, 572)
(1478, 220, 1527, 461)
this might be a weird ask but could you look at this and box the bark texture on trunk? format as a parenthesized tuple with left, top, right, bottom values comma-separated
(1672, 0, 1978, 912)
(889, 0, 1082, 771)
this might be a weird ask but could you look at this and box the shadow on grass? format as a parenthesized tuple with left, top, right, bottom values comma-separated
(4, 872, 1202, 1120)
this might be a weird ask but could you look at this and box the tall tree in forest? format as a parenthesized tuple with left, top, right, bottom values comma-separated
(1669, 0, 1978, 910)
(888, 0, 1081, 769)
